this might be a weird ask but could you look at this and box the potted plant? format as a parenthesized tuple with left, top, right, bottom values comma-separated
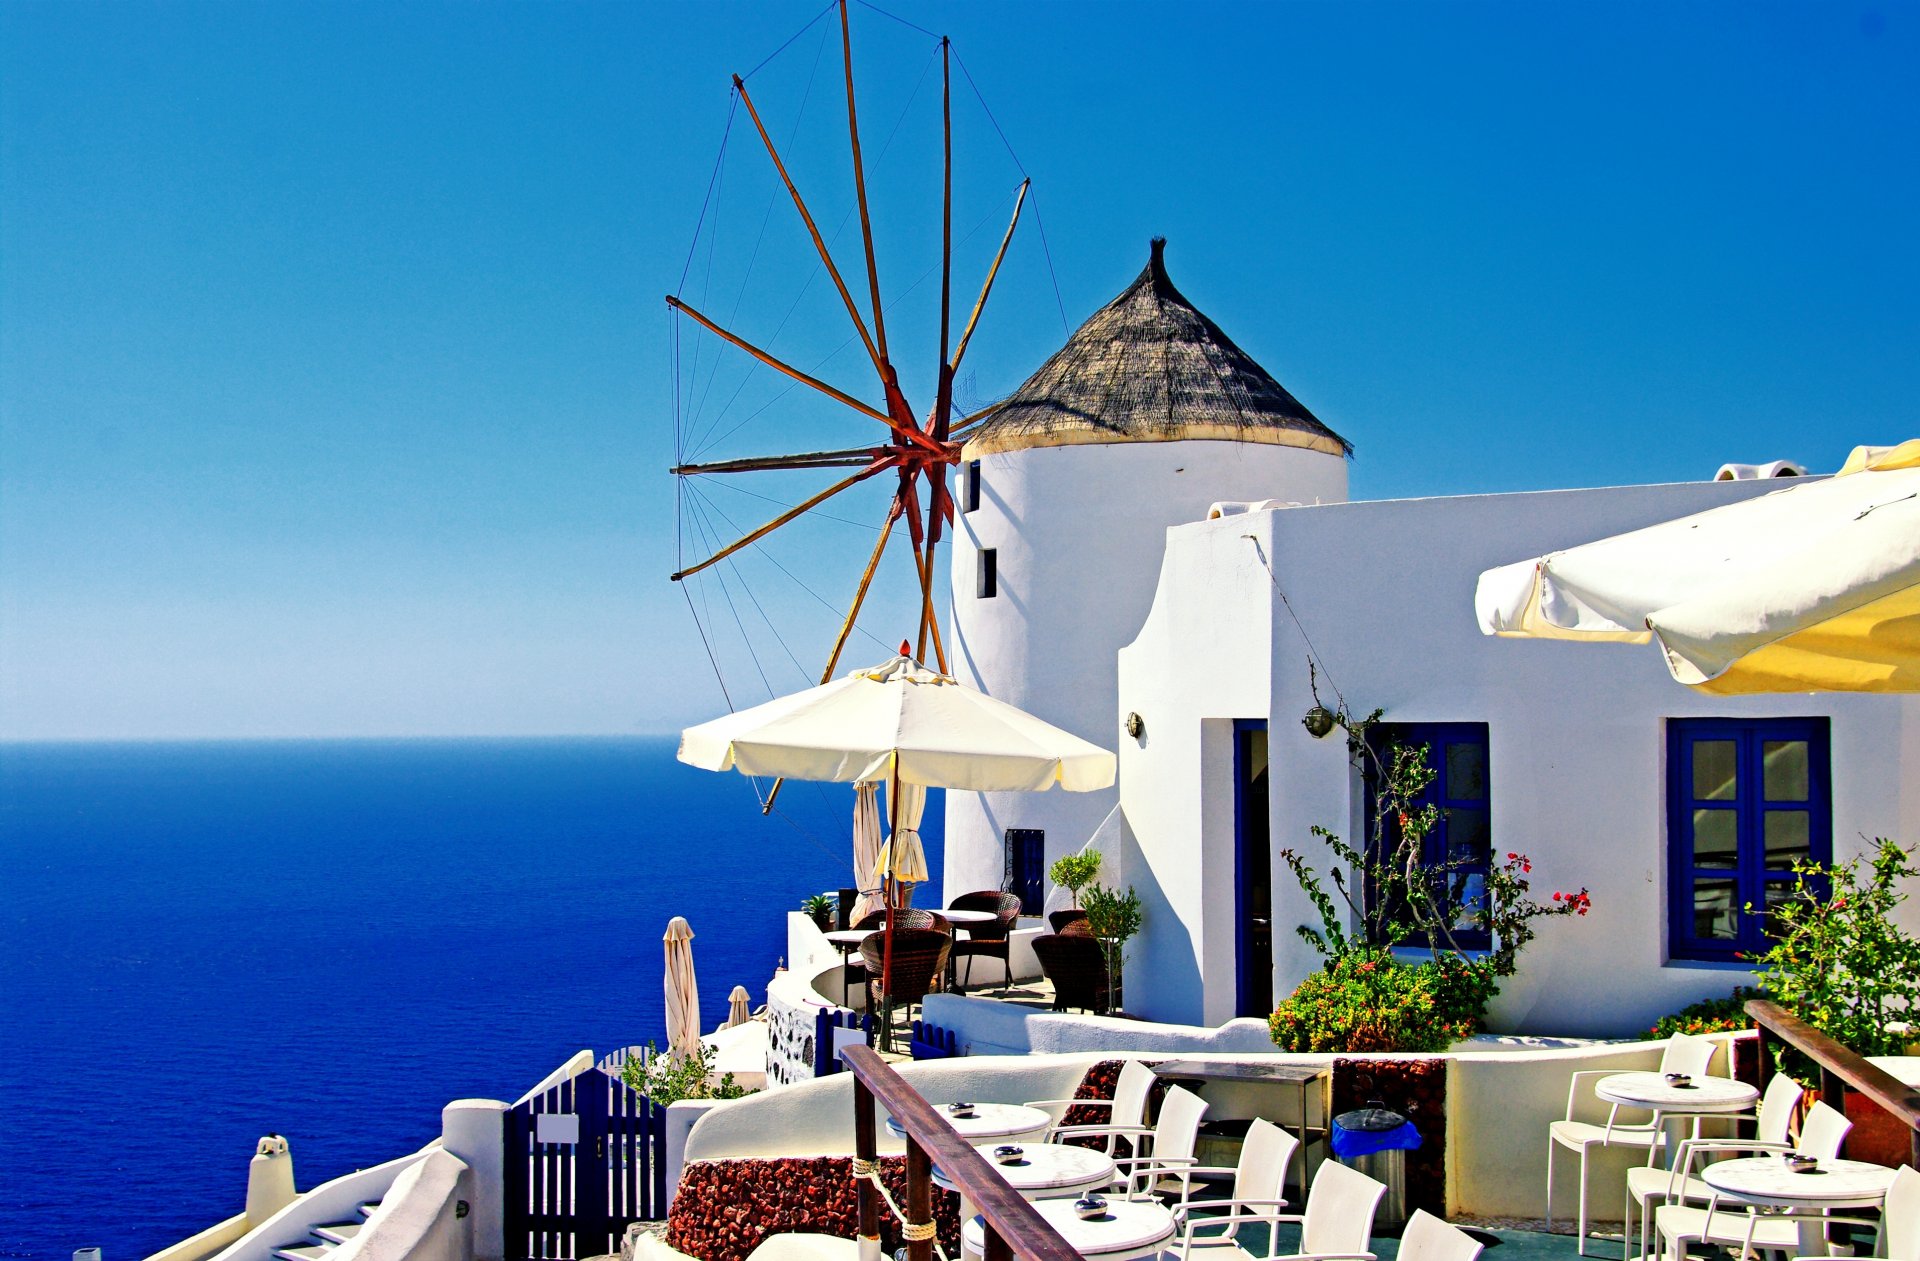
(800, 891, 836, 933)
(1049, 851, 1102, 909)
(1081, 882, 1143, 1013)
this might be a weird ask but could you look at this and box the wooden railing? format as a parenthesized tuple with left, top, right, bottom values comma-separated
(841, 1044, 1081, 1261)
(1746, 998, 1920, 1167)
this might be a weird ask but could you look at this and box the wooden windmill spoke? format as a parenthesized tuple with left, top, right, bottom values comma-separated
(950, 178, 1029, 374)
(671, 465, 886, 582)
(733, 74, 886, 383)
(667, 296, 892, 426)
(840, 0, 889, 364)
(934, 36, 954, 444)
(672, 446, 892, 476)
(759, 494, 905, 816)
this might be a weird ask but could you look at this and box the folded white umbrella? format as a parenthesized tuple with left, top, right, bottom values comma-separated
(851, 782, 885, 921)
(663, 917, 701, 1059)
(873, 780, 930, 885)
(723, 984, 752, 1030)
(1476, 440, 1920, 693)
(678, 654, 1117, 791)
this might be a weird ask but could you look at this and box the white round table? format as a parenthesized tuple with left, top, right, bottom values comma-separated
(963, 1198, 1175, 1261)
(942, 908, 1001, 928)
(934, 1142, 1117, 1200)
(888, 1102, 1053, 1142)
(1595, 1072, 1759, 1113)
(1702, 1156, 1897, 1252)
(825, 929, 873, 950)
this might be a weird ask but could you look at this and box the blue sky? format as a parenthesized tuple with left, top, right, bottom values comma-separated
(2, 1, 1914, 740)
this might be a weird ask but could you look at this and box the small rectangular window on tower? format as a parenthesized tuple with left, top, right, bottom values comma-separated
(964, 460, 982, 513)
(977, 548, 997, 599)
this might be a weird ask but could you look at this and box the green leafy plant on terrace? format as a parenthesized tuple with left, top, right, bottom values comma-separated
(1271, 676, 1591, 1052)
(1081, 881, 1144, 1010)
(1649, 987, 1764, 1040)
(1049, 851, 1102, 909)
(1747, 839, 1920, 1059)
(618, 1040, 752, 1107)
(800, 891, 836, 931)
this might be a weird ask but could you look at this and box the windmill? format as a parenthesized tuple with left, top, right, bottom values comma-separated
(668, 1, 1037, 810)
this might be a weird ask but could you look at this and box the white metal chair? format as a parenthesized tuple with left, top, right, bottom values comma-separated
(1396, 1211, 1487, 1261)
(1113, 1085, 1210, 1202)
(1159, 1159, 1386, 1261)
(1029, 1060, 1158, 1154)
(1625, 1071, 1805, 1259)
(1651, 1100, 1853, 1261)
(1546, 1034, 1722, 1254)
(1163, 1119, 1300, 1257)
(1790, 1164, 1920, 1261)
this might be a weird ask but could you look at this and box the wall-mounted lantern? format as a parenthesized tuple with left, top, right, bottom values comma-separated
(1302, 705, 1337, 739)
(1124, 712, 1145, 740)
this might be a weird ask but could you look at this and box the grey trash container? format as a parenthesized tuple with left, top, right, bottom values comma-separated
(1330, 1104, 1420, 1231)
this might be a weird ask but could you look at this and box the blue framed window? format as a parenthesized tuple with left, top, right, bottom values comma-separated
(1363, 723, 1491, 949)
(1668, 717, 1831, 962)
(1005, 828, 1043, 914)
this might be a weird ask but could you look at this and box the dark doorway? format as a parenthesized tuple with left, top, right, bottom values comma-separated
(1234, 720, 1273, 1017)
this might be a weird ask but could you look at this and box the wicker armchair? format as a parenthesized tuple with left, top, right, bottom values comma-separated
(1032, 931, 1110, 1014)
(948, 891, 1022, 993)
(1049, 908, 1089, 934)
(859, 927, 952, 1024)
(854, 908, 949, 934)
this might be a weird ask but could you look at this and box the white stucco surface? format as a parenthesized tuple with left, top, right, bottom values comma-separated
(1118, 477, 1920, 1035)
(921, 993, 1276, 1057)
(945, 439, 1347, 900)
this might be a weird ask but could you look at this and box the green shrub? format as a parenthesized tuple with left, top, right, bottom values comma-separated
(618, 1040, 751, 1107)
(1049, 852, 1102, 907)
(1749, 840, 1920, 1058)
(1268, 952, 1482, 1053)
(1650, 988, 1762, 1039)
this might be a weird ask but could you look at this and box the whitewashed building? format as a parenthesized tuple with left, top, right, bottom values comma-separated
(946, 240, 1920, 1038)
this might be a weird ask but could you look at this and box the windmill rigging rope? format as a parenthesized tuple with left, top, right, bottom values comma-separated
(684, 39, 941, 458)
(689, 180, 1021, 461)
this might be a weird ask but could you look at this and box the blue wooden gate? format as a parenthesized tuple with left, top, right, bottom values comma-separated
(503, 1054, 665, 1259)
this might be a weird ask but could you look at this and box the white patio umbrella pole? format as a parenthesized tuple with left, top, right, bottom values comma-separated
(880, 759, 900, 1043)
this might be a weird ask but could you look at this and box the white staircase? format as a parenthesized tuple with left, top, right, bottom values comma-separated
(270, 1201, 380, 1261)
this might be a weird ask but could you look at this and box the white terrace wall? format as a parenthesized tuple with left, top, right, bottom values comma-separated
(1119, 478, 1920, 1036)
(945, 440, 1348, 900)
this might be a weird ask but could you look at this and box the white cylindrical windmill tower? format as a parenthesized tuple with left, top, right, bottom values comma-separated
(945, 238, 1352, 902)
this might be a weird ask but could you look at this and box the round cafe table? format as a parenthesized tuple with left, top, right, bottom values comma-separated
(887, 1102, 1052, 1142)
(1701, 1156, 1897, 1253)
(824, 929, 872, 953)
(941, 908, 1000, 928)
(962, 1198, 1175, 1261)
(934, 1141, 1117, 1201)
(1594, 1072, 1759, 1114)
(1595, 1072, 1757, 1168)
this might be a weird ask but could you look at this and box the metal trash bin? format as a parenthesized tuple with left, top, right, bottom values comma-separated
(1330, 1103, 1421, 1231)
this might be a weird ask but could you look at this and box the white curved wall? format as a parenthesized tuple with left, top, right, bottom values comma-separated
(946, 439, 1347, 898)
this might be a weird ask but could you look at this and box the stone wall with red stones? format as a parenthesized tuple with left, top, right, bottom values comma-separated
(668, 1156, 962, 1261)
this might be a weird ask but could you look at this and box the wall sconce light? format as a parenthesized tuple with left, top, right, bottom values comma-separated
(1302, 705, 1337, 739)
(1124, 712, 1145, 739)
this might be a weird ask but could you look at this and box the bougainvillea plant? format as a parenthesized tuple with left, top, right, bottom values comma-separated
(1270, 678, 1592, 1052)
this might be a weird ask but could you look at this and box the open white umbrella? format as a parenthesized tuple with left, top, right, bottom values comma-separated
(723, 984, 752, 1029)
(679, 654, 1117, 791)
(1476, 440, 1920, 693)
(663, 917, 701, 1059)
(680, 652, 1116, 1029)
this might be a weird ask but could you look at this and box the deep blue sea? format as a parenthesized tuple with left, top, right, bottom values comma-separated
(0, 738, 943, 1261)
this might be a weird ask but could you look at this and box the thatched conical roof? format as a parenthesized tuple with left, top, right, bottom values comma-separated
(962, 238, 1350, 459)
